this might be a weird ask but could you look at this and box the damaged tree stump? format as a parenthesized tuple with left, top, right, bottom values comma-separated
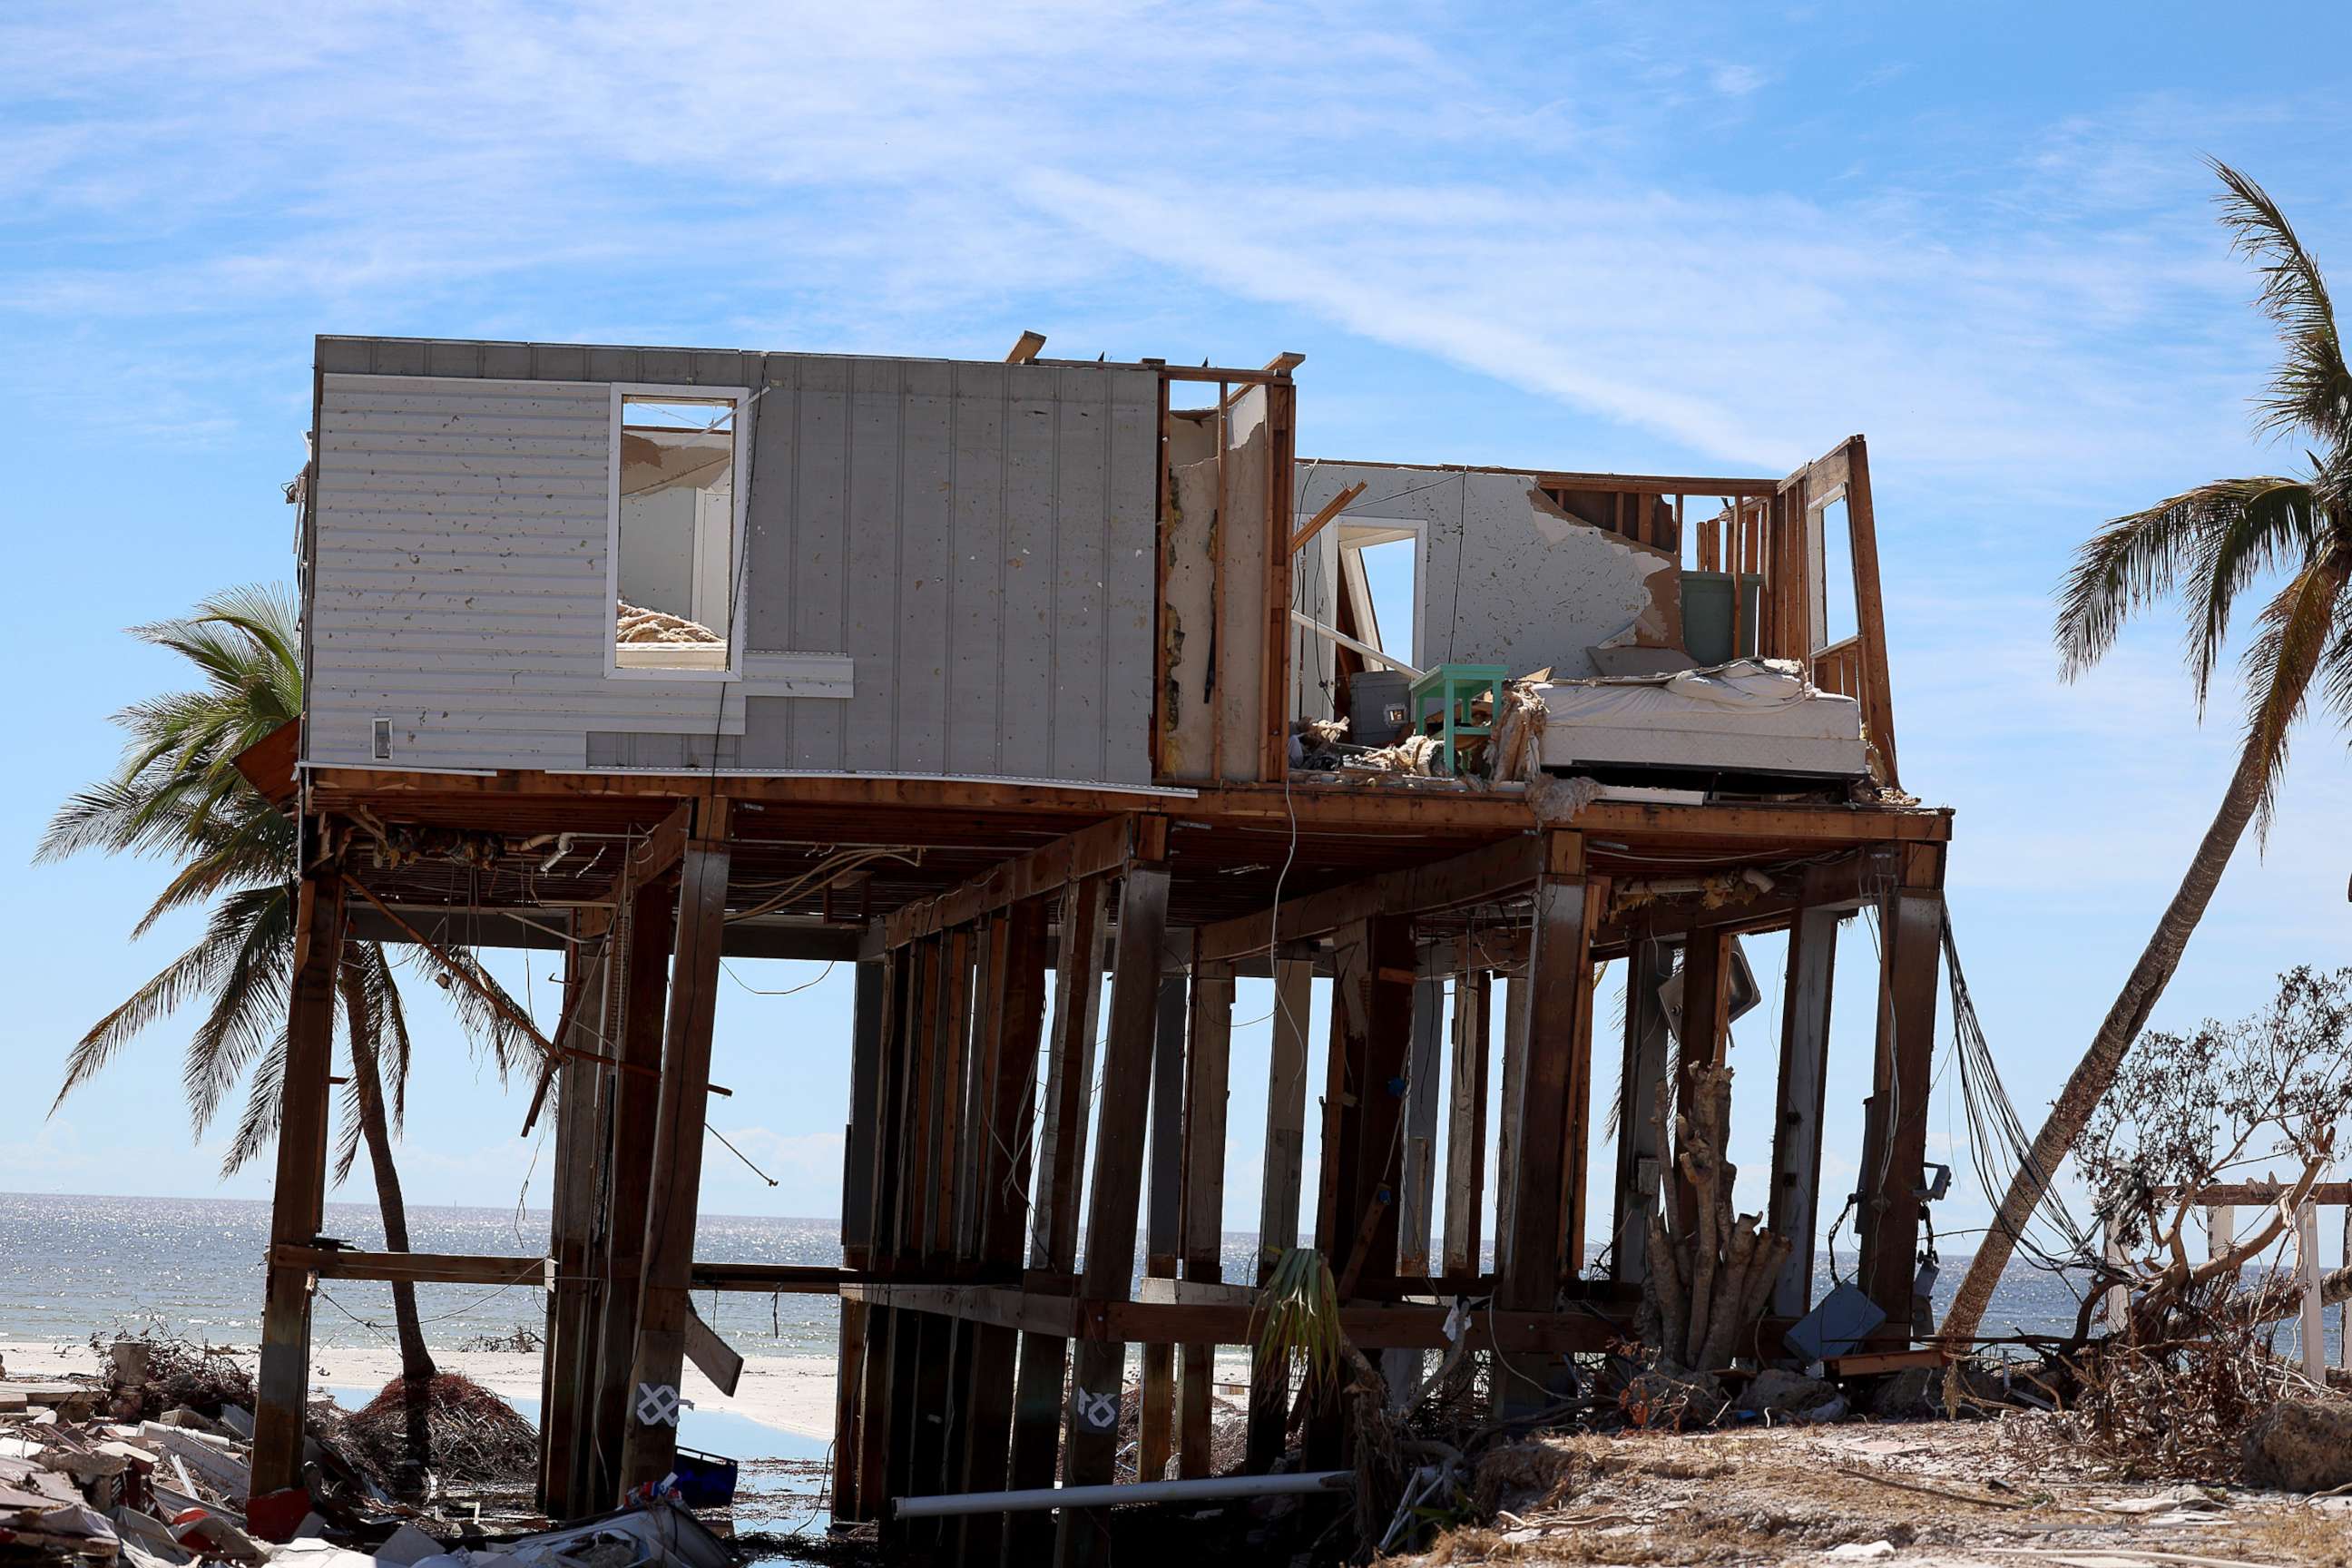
(1640, 1064, 1792, 1373)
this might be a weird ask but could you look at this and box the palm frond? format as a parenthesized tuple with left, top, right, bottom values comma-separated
(220, 1039, 288, 1179)
(51, 897, 265, 1114)
(177, 886, 299, 1134)
(2056, 477, 2316, 691)
(2210, 160, 2352, 454)
(2237, 551, 2351, 838)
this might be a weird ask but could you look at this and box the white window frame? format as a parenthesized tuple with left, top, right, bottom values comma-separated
(1337, 516, 1428, 669)
(605, 382, 752, 682)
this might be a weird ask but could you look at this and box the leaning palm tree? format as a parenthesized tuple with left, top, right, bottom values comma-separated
(37, 586, 532, 1464)
(1942, 162, 2352, 1349)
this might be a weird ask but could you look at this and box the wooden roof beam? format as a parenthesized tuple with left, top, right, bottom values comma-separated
(883, 812, 1167, 950)
(1194, 830, 1567, 966)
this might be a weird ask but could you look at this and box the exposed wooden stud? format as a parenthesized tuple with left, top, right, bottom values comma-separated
(832, 959, 888, 1521)
(1247, 955, 1314, 1472)
(1842, 436, 1901, 788)
(1397, 954, 1446, 1277)
(1494, 841, 1600, 1417)
(538, 911, 606, 1515)
(1177, 959, 1234, 1477)
(1611, 939, 1675, 1283)
(1440, 965, 1492, 1281)
(1004, 877, 1109, 1563)
(1769, 906, 1839, 1318)
(616, 818, 732, 1493)
(1287, 479, 1368, 555)
(589, 873, 675, 1503)
(949, 901, 1050, 1565)
(1054, 861, 1174, 1566)
(1857, 859, 1944, 1336)
(1137, 968, 1190, 1483)
(252, 867, 348, 1498)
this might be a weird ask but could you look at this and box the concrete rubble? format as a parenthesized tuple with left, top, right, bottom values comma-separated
(0, 1346, 738, 1568)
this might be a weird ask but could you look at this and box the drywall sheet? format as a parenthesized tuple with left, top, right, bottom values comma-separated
(1293, 461, 1680, 681)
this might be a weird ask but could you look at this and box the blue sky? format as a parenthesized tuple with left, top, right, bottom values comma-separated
(2, 3, 2347, 1266)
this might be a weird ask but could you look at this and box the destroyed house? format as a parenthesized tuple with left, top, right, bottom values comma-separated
(250, 333, 1952, 1553)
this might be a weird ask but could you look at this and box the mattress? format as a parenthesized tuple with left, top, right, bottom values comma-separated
(1533, 658, 1867, 778)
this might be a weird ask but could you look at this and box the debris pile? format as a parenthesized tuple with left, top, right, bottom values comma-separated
(0, 1337, 722, 1568)
(614, 602, 720, 646)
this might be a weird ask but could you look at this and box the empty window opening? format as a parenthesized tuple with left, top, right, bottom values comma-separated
(612, 392, 744, 674)
(1338, 523, 1423, 669)
(1815, 495, 1860, 651)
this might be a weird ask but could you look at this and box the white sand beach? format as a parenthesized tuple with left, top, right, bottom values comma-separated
(0, 1339, 841, 1445)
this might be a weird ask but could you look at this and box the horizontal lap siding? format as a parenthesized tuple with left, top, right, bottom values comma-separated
(310, 374, 741, 770)
(309, 356, 1157, 783)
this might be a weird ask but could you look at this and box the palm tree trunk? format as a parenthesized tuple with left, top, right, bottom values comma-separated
(341, 975, 436, 1485)
(1937, 732, 2271, 1351)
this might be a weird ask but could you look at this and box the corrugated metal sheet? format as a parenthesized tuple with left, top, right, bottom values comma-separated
(306, 344, 1156, 784)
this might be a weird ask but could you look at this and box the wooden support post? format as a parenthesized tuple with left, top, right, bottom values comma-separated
(880, 938, 945, 1538)
(1493, 837, 1599, 1418)
(856, 953, 913, 1534)
(616, 808, 731, 1494)
(1246, 955, 1314, 1473)
(1440, 966, 1493, 1281)
(830, 959, 887, 1523)
(1670, 927, 1730, 1233)
(1177, 960, 1234, 1477)
(1398, 955, 1446, 1277)
(1054, 862, 1172, 1568)
(1317, 917, 1416, 1295)
(539, 912, 607, 1516)
(1855, 849, 1944, 1338)
(1769, 907, 1839, 1318)
(1561, 950, 1598, 1289)
(1493, 971, 1531, 1293)
(948, 903, 1050, 1566)
(1387, 950, 1446, 1396)
(1137, 968, 1189, 1483)
(1611, 938, 1674, 1283)
(588, 873, 674, 1503)
(2298, 1203, 2324, 1379)
(252, 866, 347, 1500)
(1004, 877, 1108, 1563)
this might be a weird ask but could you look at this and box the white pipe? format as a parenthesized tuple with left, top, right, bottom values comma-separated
(894, 1470, 1352, 1519)
(1288, 609, 1425, 681)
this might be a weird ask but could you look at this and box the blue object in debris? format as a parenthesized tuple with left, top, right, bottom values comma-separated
(1784, 1280, 1886, 1364)
(670, 1447, 739, 1510)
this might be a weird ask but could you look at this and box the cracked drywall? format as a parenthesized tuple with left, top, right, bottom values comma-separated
(1295, 462, 1685, 681)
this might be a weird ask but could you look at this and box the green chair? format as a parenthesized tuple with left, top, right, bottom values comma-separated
(1408, 663, 1509, 775)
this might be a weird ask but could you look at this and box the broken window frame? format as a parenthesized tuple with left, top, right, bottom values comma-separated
(604, 382, 752, 682)
(1335, 517, 1426, 671)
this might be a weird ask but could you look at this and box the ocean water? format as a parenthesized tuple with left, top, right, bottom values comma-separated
(0, 1190, 2332, 1364)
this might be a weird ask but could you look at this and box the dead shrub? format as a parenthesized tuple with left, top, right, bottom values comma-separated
(342, 1372, 537, 1485)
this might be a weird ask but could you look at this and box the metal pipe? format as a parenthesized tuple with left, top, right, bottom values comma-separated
(893, 1469, 1352, 1519)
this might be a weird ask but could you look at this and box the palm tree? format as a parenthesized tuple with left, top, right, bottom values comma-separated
(1941, 162, 2352, 1349)
(37, 586, 532, 1448)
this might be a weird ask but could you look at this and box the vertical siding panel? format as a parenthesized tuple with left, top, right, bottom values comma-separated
(1103, 372, 1158, 786)
(896, 363, 954, 773)
(842, 361, 903, 769)
(744, 378, 799, 651)
(1051, 370, 1108, 782)
(1000, 366, 1058, 772)
(948, 364, 1007, 776)
(791, 359, 849, 769)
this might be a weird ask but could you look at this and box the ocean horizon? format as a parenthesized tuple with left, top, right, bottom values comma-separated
(2, 1188, 2317, 1363)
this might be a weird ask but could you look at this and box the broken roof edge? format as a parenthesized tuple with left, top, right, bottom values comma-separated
(313, 333, 1300, 387)
(1297, 454, 1788, 496)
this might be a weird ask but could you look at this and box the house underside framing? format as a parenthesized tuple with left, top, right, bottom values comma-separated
(246, 336, 1955, 1563)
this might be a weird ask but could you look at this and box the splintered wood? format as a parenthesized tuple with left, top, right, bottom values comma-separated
(1642, 1064, 1793, 1370)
